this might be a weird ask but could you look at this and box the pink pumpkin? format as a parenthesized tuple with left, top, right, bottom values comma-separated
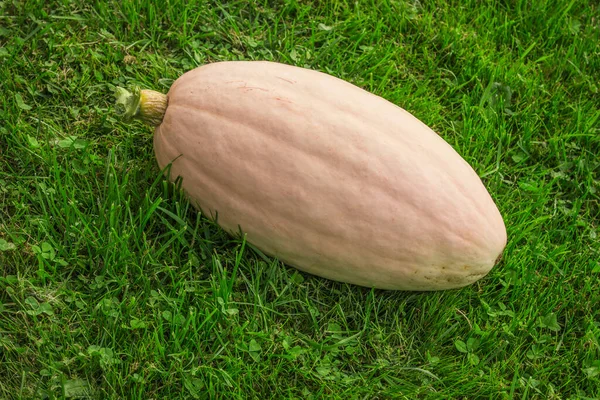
(116, 61, 507, 291)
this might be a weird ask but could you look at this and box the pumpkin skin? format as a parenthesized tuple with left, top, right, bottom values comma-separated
(151, 61, 506, 291)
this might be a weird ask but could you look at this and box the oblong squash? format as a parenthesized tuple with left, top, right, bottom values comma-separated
(116, 61, 507, 291)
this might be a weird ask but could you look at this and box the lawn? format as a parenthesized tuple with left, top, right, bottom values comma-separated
(1, 0, 599, 398)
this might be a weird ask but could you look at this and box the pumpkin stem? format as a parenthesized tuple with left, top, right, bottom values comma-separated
(114, 87, 168, 127)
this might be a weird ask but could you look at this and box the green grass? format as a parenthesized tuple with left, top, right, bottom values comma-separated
(1, 0, 599, 398)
